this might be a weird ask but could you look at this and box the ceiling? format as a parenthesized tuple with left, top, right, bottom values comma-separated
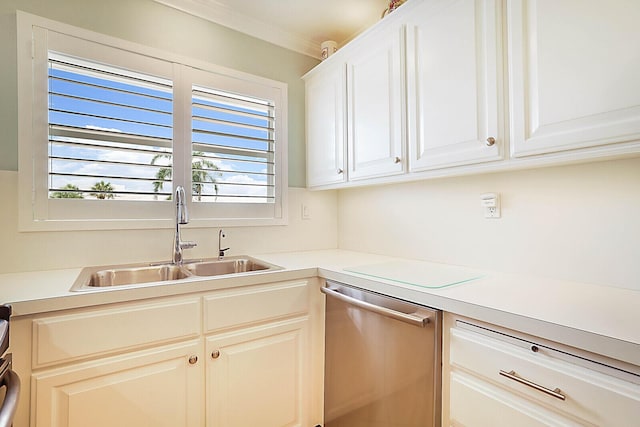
(154, 0, 391, 59)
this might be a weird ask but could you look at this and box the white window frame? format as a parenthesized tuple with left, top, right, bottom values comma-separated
(17, 11, 288, 231)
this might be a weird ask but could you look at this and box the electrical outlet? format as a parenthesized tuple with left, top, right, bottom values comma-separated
(485, 206, 500, 218)
(481, 193, 501, 219)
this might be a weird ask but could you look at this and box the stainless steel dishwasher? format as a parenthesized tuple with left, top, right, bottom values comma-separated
(321, 280, 442, 427)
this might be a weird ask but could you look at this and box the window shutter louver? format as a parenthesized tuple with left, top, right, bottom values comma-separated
(48, 52, 174, 200)
(191, 86, 276, 203)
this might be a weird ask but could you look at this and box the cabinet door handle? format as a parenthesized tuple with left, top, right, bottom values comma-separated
(188, 355, 198, 365)
(394, 156, 402, 164)
(499, 370, 566, 401)
(486, 137, 496, 146)
(336, 168, 344, 174)
(211, 350, 220, 359)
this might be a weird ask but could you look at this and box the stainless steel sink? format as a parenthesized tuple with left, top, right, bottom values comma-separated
(183, 257, 272, 277)
(85, 264, 191, 288)
(70, 256, 282, 291)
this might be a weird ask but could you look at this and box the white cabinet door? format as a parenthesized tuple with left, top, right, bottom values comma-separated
(32, 340, 204, 427)
(347, 24, 405, 180)
(206, 318, 309, 427)
(509, 0, 640, 157)
(305, 62, 347, 187)
(407, 0, 503, 170)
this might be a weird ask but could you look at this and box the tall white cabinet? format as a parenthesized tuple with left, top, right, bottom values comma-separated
(406, 0, 503, 170)
(508, 0, 640, 158)
(305, 62, 347, 186)
(346, 22, 406, 181)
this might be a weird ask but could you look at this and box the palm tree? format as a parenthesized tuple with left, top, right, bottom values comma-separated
(51, 183, 84, 199)
(90, 181, 115, 199)
(151, 152, 220, 200)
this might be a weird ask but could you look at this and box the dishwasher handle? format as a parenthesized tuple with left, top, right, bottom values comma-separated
(321, 286, 431, 327)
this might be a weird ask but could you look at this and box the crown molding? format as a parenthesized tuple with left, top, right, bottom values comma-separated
(154, 0, 322, 59)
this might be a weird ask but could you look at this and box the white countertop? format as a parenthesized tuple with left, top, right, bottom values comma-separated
(1, 249, 638, 366)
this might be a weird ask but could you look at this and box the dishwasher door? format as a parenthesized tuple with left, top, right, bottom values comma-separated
(321, 281, 441, 427)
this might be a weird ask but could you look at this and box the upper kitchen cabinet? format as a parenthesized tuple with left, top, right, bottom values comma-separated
(406, 0, 504, 171)
(508, 0, 640, 158)
(346, 20, 406, 181)
(305, 61, 347, 187)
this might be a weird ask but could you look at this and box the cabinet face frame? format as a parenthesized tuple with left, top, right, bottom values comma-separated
(406, 0, 505, 171)
(508, 0, 640, 157)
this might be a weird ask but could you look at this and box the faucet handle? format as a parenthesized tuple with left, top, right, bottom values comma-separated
(181, 241, 197, 250)
(218, 247, 230, 257)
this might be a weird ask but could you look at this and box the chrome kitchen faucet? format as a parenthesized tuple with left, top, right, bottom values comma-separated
(172, 186, 197, 264)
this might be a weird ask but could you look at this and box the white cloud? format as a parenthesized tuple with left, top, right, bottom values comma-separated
(85, 125, 123, 133)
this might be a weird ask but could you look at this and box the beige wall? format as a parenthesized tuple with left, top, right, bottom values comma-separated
(337, 157, 640, 291)
(0, 171, 338, 273)
(0, 0, 319, 186)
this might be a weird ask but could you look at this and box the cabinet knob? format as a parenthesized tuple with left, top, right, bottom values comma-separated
(486, 137, 496, 147)
(211, 350, 220, 359)
(336, 168, 344, 174)
(188, 355, 198, 365)
(394, 156, 401, 164)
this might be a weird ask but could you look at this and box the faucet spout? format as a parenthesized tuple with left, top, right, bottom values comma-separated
(173, 186, 197, 264)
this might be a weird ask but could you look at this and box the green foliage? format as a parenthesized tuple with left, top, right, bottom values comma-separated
(90, 181, 115, 199)
(151, 152, 221, 200)
(51, 184, 84, 199)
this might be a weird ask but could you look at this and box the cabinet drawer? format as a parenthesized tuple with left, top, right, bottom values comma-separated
(33, 297, 201, 368)
(450, 323, 640, 426)
(204, 280, 309, 333)
(450, 371, 583, 427)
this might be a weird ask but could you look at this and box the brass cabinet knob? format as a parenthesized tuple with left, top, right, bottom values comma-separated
(486, 137, 496, 146)
(211, 350, 221, 359)
(188, 355, 198, 365)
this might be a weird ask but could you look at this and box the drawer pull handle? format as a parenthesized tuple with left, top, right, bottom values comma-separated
(499, 370, 566, 401)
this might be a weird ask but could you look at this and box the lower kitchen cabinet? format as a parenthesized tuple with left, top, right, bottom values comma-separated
(31, 340, 204, 427)
(11, 278, 324, 427)
(443, 313, 640, 426)
(206, 318, 309, 427)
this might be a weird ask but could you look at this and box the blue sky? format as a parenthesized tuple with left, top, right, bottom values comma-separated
(48, 60, 273, 202)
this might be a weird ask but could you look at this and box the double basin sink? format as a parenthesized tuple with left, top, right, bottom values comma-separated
(71, 256, 282, 291)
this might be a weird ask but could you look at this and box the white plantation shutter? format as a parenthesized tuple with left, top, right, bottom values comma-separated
(191, 86, 276, 203)
(19, 14, 287, 230)
(47, 53, 174, 200)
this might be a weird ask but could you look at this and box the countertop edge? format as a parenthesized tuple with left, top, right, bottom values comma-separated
(1, 250, 638, 367)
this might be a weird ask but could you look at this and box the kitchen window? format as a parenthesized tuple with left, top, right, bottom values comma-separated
(17, 12, 288, 231)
